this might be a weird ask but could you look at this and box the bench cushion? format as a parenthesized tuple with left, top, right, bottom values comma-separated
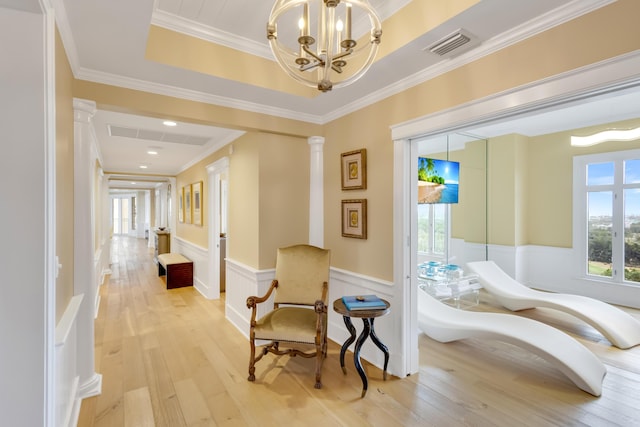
(158, 253, 190, 267)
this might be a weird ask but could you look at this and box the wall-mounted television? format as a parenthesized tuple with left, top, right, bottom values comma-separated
(418, 157, 460, 204)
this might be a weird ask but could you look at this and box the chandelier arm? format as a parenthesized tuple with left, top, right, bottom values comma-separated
(330, 41, 379, 89)
(300, 61, 321, 72)
(332, 49, 352, 61)
(302, 44, 324, 64)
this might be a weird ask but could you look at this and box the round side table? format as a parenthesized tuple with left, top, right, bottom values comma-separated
(333, 298, 390, 397)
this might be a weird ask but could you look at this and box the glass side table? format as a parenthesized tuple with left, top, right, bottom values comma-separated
(419, 274, 483, 309)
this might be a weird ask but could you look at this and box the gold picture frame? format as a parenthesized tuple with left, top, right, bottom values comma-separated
(341, 199, 367, 239)
(192, 181, 203, 226)
(341, 149, 367, 190)
(184, 184, 192, 224)
(178, 186, 184, 223)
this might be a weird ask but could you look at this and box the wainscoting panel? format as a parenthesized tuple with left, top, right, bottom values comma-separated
(55, 294, 83, 427)
(327, 267, 398, 376)
(225, 259, 275, 337)
(173, 237, 210, 298)
(459, 243, 640, 309)
(224, 259, 402, 376)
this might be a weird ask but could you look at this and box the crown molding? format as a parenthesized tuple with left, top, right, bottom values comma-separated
(151, 9, 273, 60)
(54, 0, 614, 126)
(391, 51, 640, 141)
(321, 0, 615, 123)
(51, 0, 81, 75)
(76, 67, 324, 125)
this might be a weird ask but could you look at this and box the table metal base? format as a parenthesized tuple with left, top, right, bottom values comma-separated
(339, 316, 389, 397)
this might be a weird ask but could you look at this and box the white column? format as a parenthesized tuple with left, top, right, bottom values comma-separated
(73, 98, 102, 398)
(101, 172, 112, 277)
(308, 136, 325, 247)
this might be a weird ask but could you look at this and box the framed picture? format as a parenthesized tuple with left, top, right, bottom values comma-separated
(192, 181, 203, 226)
(178, 186, 184, 223)
(184, 184, 192, 224)
(341, 149, 367, 190)
(342, 199, 367, 239)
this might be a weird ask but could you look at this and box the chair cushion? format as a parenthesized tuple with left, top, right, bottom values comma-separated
(253, 307, 318, 343)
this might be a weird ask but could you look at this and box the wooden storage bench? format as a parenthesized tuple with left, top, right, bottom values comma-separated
(157, 253, 193, 289)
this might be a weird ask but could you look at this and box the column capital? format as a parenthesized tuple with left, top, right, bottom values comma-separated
(308, 136, 325, 147)
(73, 98, 96, 123)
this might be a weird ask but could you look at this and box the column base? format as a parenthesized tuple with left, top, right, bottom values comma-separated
(78, 372, 102, 399)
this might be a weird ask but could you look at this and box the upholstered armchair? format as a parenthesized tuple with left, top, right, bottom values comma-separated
(246, 244, 331, 389)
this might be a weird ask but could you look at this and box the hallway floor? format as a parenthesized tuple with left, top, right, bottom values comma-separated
(78, 236, 640, 426)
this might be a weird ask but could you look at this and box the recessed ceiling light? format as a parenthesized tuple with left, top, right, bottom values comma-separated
(139, 165, 148, 169)
(147, 150, 158, 155)
(163, 120, 177, 127)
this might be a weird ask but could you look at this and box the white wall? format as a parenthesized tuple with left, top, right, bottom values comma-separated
(0, 6, 50, 426)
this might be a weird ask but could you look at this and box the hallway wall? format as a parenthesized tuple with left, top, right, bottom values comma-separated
(0, 6, 50, 426)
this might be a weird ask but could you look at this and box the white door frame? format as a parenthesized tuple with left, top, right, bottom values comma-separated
(392, 52, 640, 377)
(206, 157, 230, 299)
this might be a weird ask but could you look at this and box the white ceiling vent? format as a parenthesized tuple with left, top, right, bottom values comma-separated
(426, 29, 473, 56)
(108, 125, 211, 146)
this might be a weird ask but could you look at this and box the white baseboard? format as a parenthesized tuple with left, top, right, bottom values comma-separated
(173, 237, 213, 297)
(78, 372, 102, 399)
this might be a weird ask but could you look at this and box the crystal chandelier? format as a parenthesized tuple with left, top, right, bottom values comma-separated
(267, 0, 382, 92)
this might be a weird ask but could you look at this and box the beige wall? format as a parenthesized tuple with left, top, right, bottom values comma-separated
(320, 0, 640, 280)
(452, 140, 487, 244)
(176, 131, 310, 269)
(526, 118, 640, 248)
(323, 103, 395, 279)
(72, 80, 322, 140)
(66, 0, 640, 279)
(228, 134, 261, 267)
(257, 133, 310, 269)
(55, 28, 75, 323)
(487, 135, 518, 247)
(176, 152, 222, 248)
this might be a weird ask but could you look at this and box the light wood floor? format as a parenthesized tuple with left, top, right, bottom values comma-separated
(78, 236, 640, 427)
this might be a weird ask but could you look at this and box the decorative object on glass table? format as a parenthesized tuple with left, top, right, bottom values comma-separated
(419, 269, 483, 309)
(418, 262, 463, 281)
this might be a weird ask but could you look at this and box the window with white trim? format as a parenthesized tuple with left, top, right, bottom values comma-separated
(417, 203, 448, 258)
(574, 149, 640, 284)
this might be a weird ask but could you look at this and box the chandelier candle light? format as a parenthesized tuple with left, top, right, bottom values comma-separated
(267, 0, 382, 92)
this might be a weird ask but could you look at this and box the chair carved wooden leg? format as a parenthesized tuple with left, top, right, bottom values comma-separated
(314, 348, 323, 389)
(248, 336, 256, 381)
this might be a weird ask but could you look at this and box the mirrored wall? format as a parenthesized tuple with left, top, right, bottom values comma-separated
(414, 132, 488, 272)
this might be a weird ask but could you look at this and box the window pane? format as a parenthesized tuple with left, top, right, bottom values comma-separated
(587, 162, 614, 186)
(121, 198, 129, 234)
(624, 188, 640, 282)
(112, 199, 121, 234)
(587, 191, 612, 277)
(433, 204, 446, 254)
(417, 203, 430, 253)
(624, 159, 640, 184)
(417, 203, 446, 255)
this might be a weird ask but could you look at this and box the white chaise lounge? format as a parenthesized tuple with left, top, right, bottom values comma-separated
(417, 287, 606, 396)
(467, 260, 640, 349)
